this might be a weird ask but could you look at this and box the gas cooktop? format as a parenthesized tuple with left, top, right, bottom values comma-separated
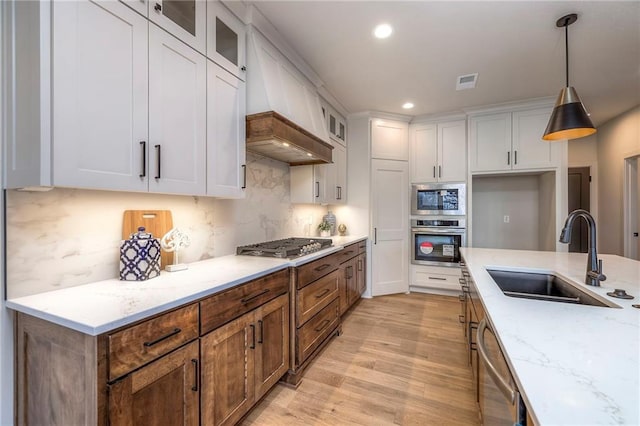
(236, 237, 333, 259)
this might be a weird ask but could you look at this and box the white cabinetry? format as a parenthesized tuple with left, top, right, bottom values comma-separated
(207, 0, 246, 80)
(410, 265, 462, 293)
(148, 0, 206, 55)
(327, 106, 347, 145)
(148, 24, 206, 195)
(52, 0, 149, 192)
(469, 107, 558, 173)
(410, 119, 466, 183)
(206, 61, 246, 198)
(290, 144, 345, 205)
(371, 120, 409, 160)
(371, 159, 409, 296)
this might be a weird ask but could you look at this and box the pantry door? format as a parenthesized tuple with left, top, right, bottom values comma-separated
(371, 159, 409, 296)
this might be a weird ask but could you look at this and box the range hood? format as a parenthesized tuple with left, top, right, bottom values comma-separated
(246, 27, 333, 165)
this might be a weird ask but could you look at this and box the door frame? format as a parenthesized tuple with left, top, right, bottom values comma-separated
(623, 151, 640, 259)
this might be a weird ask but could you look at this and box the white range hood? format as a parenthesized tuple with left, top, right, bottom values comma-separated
(245, 27, 333, 165)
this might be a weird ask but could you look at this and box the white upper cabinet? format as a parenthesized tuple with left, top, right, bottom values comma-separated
(148, 23, 206, 195)
(371, 119, 409, 161)
(512, 108, 557, 170)
(334, 143, 347, 203)
(469, 107, 559, 173)
(410, 119, 466, 183)
(52, 0, 149, 192)
(148, 0, 206, 55)
(207, 61, 246, 198)
(207, 0, 246, 80)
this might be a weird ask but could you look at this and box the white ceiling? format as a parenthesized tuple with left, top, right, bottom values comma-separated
(249, 1, 640, 126)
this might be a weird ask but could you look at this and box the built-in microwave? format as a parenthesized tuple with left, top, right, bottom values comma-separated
(411, 183, 466, 216)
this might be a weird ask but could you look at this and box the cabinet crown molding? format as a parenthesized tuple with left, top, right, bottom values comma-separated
(464, 96, 555, 116)
(410, 112, 467, 124)
(347, 111, 412, 122)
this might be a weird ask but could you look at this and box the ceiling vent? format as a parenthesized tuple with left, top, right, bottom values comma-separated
(456, 73, 478, 90)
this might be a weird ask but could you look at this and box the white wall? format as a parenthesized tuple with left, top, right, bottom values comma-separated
(472, 174, 552, 250)
(568, 133, 599, 226)
(597, 106, 640, 255)
(6, 154, 328, 298)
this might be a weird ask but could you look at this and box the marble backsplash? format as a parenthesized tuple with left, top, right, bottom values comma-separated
(6, 154, 327, 298)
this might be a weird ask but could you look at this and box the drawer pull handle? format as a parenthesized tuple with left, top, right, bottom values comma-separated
(191, 359, 199, 391)
(143, 328, 181, 347)
(250, 324, 256, 349)
(428, 276, 447, 281)
(241, 289, 270, 304)
(358, 259, 363, 271)
(314, 319, 331, 332)
(459, 277, 466, 285)
(139, 141, 146, 178)
(257, 320, 264, 344)
(314, 264, 332, 272)
(458, 314, 465, 324)
(343, 250, 354, 256)
(315, 288, 331, 299)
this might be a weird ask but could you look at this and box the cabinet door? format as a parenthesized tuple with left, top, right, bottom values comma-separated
(149, 24, 206, 195)
(334, 143, 347, 203)
(207, 0, 246, 80)
(356, 252, 366, 296)
(438, 120, 467, 182)
(52, 0, 148, 192)
(410, 124, 437, 183)
(469, 113, 512, 173)
(254, 294, 290, 400)
(512, 108, 557, 170)
(120, 0, 149, 17)
(321, 159, 338, 205)
(337, 262, 349, 315)
(108, 341, 199, 426)
(201, 311, 255, 426)
(207, 61, 246, 198)
(148, 0, 206, 54)
(371, 120, 409, 161)
(345, 257, 359, 308)
(371, 159, 409, 296)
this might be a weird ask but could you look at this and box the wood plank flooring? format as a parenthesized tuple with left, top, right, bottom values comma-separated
(243, 293, 480, 425)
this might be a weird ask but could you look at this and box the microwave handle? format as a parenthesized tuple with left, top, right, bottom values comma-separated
(477, 319, 517, 404)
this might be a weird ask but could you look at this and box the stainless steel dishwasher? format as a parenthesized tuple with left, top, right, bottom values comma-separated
(477, 318, 528, 425)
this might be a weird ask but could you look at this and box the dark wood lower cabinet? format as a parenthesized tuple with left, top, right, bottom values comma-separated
(108, 341, 200, 426)
(200, 294, 290, 426)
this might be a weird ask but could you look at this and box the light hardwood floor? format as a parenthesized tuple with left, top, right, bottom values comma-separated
(243, 293, 480, 425)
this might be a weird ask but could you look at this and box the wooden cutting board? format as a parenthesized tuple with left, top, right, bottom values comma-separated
(122, 210, 174, 267)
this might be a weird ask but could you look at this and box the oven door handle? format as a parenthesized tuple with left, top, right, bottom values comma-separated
(411, 228, 465, 235)
(477, 319, 517, 404)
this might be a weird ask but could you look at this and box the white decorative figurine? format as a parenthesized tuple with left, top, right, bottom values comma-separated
(160, 228, 191, 272)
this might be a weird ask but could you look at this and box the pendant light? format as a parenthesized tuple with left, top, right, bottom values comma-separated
(543, 13, 596, 141)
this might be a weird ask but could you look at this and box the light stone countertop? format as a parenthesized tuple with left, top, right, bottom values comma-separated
(6, 235, 367, 336)
(460, 247, 640, 425)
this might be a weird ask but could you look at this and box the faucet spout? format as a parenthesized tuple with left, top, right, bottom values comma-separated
(559, 209, 606, 286)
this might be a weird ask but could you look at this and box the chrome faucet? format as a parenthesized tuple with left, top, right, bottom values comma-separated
(559, 209, 606, 286)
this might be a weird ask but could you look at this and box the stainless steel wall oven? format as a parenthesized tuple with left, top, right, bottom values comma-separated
(411, 218, 466, 267)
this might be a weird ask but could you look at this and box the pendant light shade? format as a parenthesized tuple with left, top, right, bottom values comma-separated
(542, 14, 596, 141)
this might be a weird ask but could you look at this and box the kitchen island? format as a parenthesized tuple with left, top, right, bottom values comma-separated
(461, 247, 640, 425)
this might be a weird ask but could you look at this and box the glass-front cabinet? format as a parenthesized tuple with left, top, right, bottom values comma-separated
(207, 1, 246, 80)
(148, 0, 206, 54)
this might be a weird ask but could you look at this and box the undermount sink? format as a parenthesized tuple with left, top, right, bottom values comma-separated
(487, 269, 617, 308)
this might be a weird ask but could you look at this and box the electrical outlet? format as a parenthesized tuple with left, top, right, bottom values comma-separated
(503, 215, 510, 223)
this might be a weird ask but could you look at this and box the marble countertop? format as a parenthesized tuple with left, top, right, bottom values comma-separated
(6, 235, 367, 336)
(460, 247, 640, 425)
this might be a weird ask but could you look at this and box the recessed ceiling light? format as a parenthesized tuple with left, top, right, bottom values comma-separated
(374, 23, 393, 39)
(402, 102, 414, 109)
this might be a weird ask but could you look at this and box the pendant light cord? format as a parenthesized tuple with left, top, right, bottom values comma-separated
(565, 17, 570, 87)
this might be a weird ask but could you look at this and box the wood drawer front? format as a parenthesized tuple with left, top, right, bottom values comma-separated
(296, 252, 340, 289)
(200, 269, 289, 335)
(297, 298, 340, 365)
(108, 303, 199, 381)
(297, 269, 339, 327)
(336, 243, 359, 264)
(357, 240, 366, 254)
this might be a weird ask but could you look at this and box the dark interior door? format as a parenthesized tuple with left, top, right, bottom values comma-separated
(567, 167, 591, 253)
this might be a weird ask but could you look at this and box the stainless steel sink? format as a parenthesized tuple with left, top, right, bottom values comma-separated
(487, 269, 616, 308)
